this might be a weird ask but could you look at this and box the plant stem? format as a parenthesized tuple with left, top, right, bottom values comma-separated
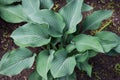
(47, 43, 51, 50)
(97, 20, 112, 32)
(61, 33, 68, 47)
(51, 44, 57, 50)
(64, 34, 68, 44)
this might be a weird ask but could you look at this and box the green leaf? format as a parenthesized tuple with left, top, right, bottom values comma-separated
(28, 71, 43, 80)
(72, 34, 104, 53)
(0, 0, 21, 4)
(59, 0, 83, 34)
(82, 3, 93, 12)
(77, 61, 92, 77)
(0, 48, 36, 76)
(22, 0, 40, 16)
(50, 49, 76, 78)
(30, 9, 65, 37)
(82, 10, 113, 33)
(76, 51, 98, 63)
(96, 31, 119, 42)
(29, 72, 53, 80)
(115, 45, 120, 53)
(76, 51, 89, 62)
(36, 50, 54, 80)
(106, 49, 120, 56)
(47, 72, 54, 80)
(96, 31, 119, 52)
(99, 41, 118, 53)
(66, 44, 75, 53)
(56, 73, 76, 80)
(0, 5, 26, 23)
(51, 38, 61, 48)
(66, 0, 73, 3)
(40, 0, 54, 9)
(88, 51, 98, 58)
(11, 23, 51, 47)
(66, 0, 93, 12)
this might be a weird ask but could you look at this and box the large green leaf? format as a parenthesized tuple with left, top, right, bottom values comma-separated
(99, 41, 118, 53)
(0, 0, 21, 4)
(66, 0, 73, 3)
(82, 3, 93, 12)
(77, 61, 92, 77)
(29, 72, 53, 80)
(28, 71, 43, 80)
(115, 37, 120, 53)
(72, 34, 104, 53)
(82, 10, 113, 33)
(30, 9, 65, 37)
(96, 31, 120, 42)
(76, 51, 98, 63)
(59, 0, 83, 34)
(50, 49, 76, 78)
(40, 0, 54, 9)
(0, 48, 36, 76)
(96, 31, 119, 52)
(66, 0, 93, 12)
(106, 49, 120, 56)
(0, 5, 26, 23)
(88, 51, 98, 58)
(11, 23, 51, 47)
(36, 50, 54, 80)
(56, 73, 76, 80)
(115, 45, 120, 53)
(75, 51, 89, 62)
(66, 44, 75, 53)
(22, 0, 40, 16)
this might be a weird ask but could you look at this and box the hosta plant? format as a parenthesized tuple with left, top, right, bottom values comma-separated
(0, 0, 120, 80)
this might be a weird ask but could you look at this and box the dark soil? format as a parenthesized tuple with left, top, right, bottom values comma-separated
(0, 0, 120, 80)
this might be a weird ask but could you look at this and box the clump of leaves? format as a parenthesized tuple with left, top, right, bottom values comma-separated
(0, 0, 120, 80)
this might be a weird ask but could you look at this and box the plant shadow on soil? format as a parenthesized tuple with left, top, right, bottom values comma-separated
(0, 0, 120, 80)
